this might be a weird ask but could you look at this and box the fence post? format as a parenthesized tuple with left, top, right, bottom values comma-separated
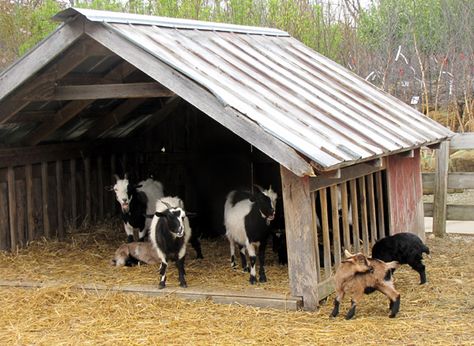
(432, 141, 449, 237)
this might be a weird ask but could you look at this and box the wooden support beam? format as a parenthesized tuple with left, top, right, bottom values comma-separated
(0, 18, 85, 102)
(0, 32, 101, 124)
(6, 111, 56, 124)
(317, 168, 341, 179)
(97, 156, 104, 219)
(25, 100, 92, 146)
(375, 171, 386, 239)
(349, 179, 360, 252)
(280, 167, 319, 310)
(426, 142, 441, 150)
(7, 167, 17, 251)
(84, 157, 92, 222)
(25, 61, 138, 146)
(432, 141, 449, 237)
(330, 186, 341, 265)
(24, 83, 174, 101)
(141, 96, 183, 134)
(70, 159, 77, 228)
(56, 160, 64, 240)
(25, 165, 35, 242)
(82, 99, 147, 140)
(41, 162, 50, 238)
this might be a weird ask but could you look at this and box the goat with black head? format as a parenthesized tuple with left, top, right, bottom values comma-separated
(108, 173, 164, 242)
(224, 185, 278, 284)
(150, 196, 192, 289)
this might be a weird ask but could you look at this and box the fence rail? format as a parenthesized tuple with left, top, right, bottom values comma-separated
(425, 133, 474, 236)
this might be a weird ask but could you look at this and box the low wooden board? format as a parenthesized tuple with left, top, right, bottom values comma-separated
(0, 279, 303, 311)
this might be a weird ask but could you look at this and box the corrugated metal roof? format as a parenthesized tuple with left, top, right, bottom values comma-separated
(2, 8, 454, 173)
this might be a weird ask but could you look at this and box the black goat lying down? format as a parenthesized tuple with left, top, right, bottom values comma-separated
(371, 232, 430, 284)
(150, 197, 192, 289)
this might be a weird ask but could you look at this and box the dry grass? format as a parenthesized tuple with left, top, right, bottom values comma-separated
(0, 223, 473, 345)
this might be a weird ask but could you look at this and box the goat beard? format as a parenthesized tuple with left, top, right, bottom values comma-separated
(121, 203, 130, 213)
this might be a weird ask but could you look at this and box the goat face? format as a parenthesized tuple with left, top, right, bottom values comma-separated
(156, 207, 186, 238)
(253, 186, 278, 225)
(112, 175, 142, 213)
(343, 250, 374, 273)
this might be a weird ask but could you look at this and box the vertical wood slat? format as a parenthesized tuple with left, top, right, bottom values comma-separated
(7, 167, 17, 251)
(319, 188, 332, 277)
(25, 164, 35, 242)
(16, 180, 26, 247)
(433, 141, 449, 237)
(0, 183, 9, 250)
(280, 167, 319, 310)
(41, 162, 50, 238)
(375, 171, 386, 239)
(367, 174, 378, 245)
(56, 160, 64, 240)
(340, 182, 351, 252)
(310, 191, 321, 282)
(84, 157, 91, 222)
(330, 185, 342, 265)
(97, 156, 104, 219)
(349, 179, 360, 252)
(70, 159, 77, 227)
(358, 177, 369, 254)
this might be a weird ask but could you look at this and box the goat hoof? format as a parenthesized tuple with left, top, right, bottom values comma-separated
(159, 282, 166, 289)
(197, 254, 204, 259)
(249, 276, 257, 285)
(180, 282, 187, 288)
(127, 235, 134, 243)
(259, 275, 267, 283)
(243, 267, 250, 273)
(389, 313, 397, 318)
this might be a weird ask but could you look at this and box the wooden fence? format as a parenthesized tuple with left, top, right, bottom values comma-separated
(422, 133, 474, 236)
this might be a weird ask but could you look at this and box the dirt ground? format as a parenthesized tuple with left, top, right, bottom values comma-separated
(0, 223, 473, 345)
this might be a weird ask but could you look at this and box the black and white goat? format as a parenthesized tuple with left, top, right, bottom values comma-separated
(371, 232, 430, 284)
(109, 174, 164, 242)
(224, 185, 278, 284)
(150, 196, 192, 289)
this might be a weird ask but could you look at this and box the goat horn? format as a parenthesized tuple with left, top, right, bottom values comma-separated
(113, 174, 120, 182)
(344, 249, 354, 258)
(160, 200, 172, 209)
(253, 184, 264, 193)
(124, 172, 129, 180)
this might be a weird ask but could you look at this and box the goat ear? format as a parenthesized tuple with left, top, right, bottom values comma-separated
(134, 184, 143, 189)
(124, 172, 129, 180)
(154, 212, 166, 217)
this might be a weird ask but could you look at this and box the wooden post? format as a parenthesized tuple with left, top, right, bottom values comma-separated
(280, 167, 319, 311)
(358, 177, 369, 254)
(320, 188, 332, 276)
(340, 182, 351, 252)
(110, 154, 116, 215)
(375, 171, 386, 239)
(367, 174, 378, 245)
(25, 164, 35, 242)
(433, 141, 449, 237)
(70, 159, 77, 228)
(329, 185, 341, 265)
(84, 157, 91, 222)
(41, 162, 50, 238)
(349, 179, 360, 252)
(97, 156, 104, 220)
(7, 167, 17, 252)
(56, 160, 64, 240)
(0, 183, 9, 250)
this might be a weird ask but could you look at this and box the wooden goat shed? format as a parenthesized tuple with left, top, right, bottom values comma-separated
(0, 8, 453, 310)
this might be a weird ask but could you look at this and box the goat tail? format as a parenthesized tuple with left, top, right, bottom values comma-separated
(422, 244, 430, 255)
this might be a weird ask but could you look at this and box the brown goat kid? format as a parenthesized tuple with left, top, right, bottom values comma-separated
(330, 250, 401, 320)
(111, 242, 160, 267)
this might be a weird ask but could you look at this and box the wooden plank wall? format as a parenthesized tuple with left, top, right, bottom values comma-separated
(386, 149, 425, 239)
(0, 155, 117, 251)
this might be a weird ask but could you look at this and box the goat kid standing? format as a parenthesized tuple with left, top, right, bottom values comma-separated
(109, 174, 164, 242)
(150, 197, 192, 289)
(331, 250, 401, 320)
(224, 185, 278, 284)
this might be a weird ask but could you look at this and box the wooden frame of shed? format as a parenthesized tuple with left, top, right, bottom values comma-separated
(0, 8, 453, 310)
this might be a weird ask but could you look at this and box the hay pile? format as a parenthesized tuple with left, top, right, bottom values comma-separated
(0, 224, 473, 345)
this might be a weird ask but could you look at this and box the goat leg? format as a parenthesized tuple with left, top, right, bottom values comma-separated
(345, 299, 357, 320)
(330, 295, 342, 318)
(158, 261, 168, 289)
(176, 257, 187, 288)
(249, 256, 257, 284)
(258, 240, 267, 283)
(239, 245, 249, 272)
